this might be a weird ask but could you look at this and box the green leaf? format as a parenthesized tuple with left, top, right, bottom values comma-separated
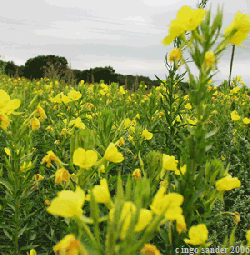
(3, 228, 12, 241)
(18, 224, 28, 238)
(205, 129, 218, 140)
(0, 177, 14, 195)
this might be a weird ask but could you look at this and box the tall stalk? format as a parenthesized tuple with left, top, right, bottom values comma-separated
(228, 44, 235, 89)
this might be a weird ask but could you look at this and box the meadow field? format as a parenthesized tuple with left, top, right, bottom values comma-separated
(1, 4, 250, 255)
(0, 71, 249, 255)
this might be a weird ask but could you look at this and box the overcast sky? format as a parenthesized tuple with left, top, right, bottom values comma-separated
(0, 0, 249, 87)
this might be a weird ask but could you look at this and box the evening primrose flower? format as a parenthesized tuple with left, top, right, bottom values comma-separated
(55, 168, 70, 185)
(231, 110, 241, 121)
(30, 117, 40, 130)
(68, 89, 82, 101)
(20, 161, 32, 172)
(230, 86, 240, 95)
(85, 179, 111, 204)
(0, 113, 10, 130)
(142, 129, 153, 140)
(115, 137, 125, 147)
(160, 154, 179, 179)
(162, 6, 206, 46)
(185, 103, 192, 110)
(28, 249, 37, 255)
(246, 230, 250, 245)
(243, 117, 250, 124)
(4, 147, 10, 156)
(205, 51, 216, 68)
(47, 186, 85, 218)
(69, 117, 85, 129)
(175, 164, 187, 176)
(109, 201, 152, 239)
(140, 244, 161, 255)
(215, 174, 241, 191)
(53, 234, 88, 255)
(225, 11, 250, 46)
(150, 186, 184, 221)
(132, 168, 141, 180)
(104, 143, 124, 163)
(0, 89, 20, 115)
(169, 48, 181, 62)
(99, 165, 105, 173)
(176, 215, 187, 234)
(73, 148, 98, 169)
(184, 224, 208, 245)
(61, 95, 72, 104)
(41, 151, 60, 168)
(120, 86, 125, 95)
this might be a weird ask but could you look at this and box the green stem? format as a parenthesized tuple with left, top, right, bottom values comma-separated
(228, 44, 235, 89)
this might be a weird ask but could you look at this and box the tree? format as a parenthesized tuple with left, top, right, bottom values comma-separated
(24, 55, 69, 80)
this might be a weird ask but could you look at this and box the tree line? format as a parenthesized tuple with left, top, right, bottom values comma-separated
(0, 54, 190, 93)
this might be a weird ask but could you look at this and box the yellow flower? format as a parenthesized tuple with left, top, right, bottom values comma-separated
(234, 212, 240, 225)
(5, 147, 10, 156)
(68, 89, 82, 100)
(140, 244, 161, 255)
(53, 234, 88, 255)
(231, 110, 240, 121)
(69, 117, 85, 129)
(169, 48, 181, 62)
(215, 174, 241, 191)
(243, 117, 250, 125)
(60, 94, 71, 104)
(132, 169, 141, 180)
(184, 224, 208, 245)
(142, 129, 153, 140)
(110, 201, 152, 239)
(27, 249, 36, 255)
(124, 118, 131, 128)
(135, 114, 140, 119)
(246, 230, 250, 245)
(205, 51, 216, 68)
(55, 168, 70, 185)
(99, 165, 105, 173)
(36, 105, 46, 119)
(185, 103, 192, 110)
(120, 86, 125, 95)
(104, 143, 124, 163)
(150, 186, 184, 221)
(73, 148, 98, 169)
(41, 151, 59, 168)
(46, 125, 53, 131)
(45, 200, 50, 206)
(225, 11, 250, 46)
(175, 164, 187, 176)
(30, 117, 40, 130)
(160, 154, 179, 179)
(61, 128, 68, 135)
(0, 89, 20, 115)
(0, 113, 10, 130)
(99, 89, 106, 95)
(119, 137, 125, 146)
(47, 186, 85, 218)
(86, 179, 111, 204)
(176, 215, 187, 234)
(20, 161, 32, 172)
(162, 6, 206, 45)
